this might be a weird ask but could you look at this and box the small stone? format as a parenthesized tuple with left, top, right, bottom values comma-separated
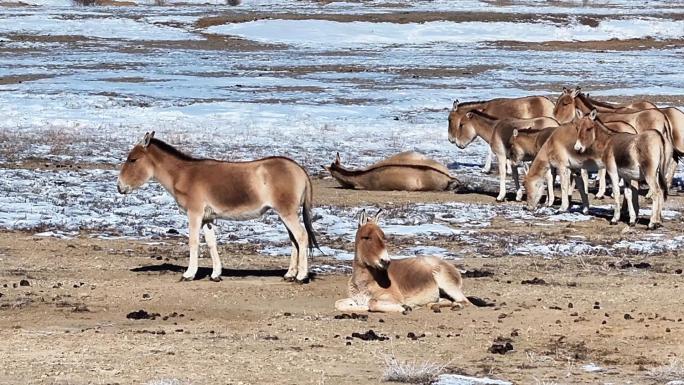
(624, 314, 634, 320)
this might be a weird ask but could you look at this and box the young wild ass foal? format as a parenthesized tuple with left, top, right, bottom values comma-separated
(574, 117, 669, 229)
(449, 109, 559, 201)
(447, 96, 555, 173)
(335, 210, 469, 313)
(117, 132, 319, 283)
(324, 152, 458, 191)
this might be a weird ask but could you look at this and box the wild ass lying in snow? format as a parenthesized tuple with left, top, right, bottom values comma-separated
(117, 132, 319, 283)
(324, 152, 457, 191)
(574, 115, 669, 229)
(447, 96, 555, 173)
(335, 210, 469, 313)
(448, 109, 559, 201)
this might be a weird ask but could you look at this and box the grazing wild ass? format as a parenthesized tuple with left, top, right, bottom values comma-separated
(448, 96, 555, 173)
(448, 109, 559, 201)
(335, 210, 469, 313)
(117, 132, 319, 283)
(525, 111, 603, 213)
(509, 126, 559, 205)
(574, 117, 668, 229)
(324, 152, 458, 191)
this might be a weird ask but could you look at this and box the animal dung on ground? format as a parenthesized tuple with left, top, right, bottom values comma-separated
(488, 337, 514, 355)
(324, 151, 457, 191)
(463, 269, 494, 278)
(126, 309, 161, 320)
(19, 279, 30, 287)
(521, 277, 547, 285)
(349, 330, 388, 342)
(333, 313, 368, 321)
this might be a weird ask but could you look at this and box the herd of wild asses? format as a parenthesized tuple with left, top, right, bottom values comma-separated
(116, 86, 684, 313)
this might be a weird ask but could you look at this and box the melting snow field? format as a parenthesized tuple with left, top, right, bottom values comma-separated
(1, 1, 683, 260)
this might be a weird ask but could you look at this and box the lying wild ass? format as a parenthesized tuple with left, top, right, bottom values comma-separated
(574, 118, 669, 229)
(448, 109, 559, 201)
(335, 210, 469, 313)
(525, 111, 603, 213)
(117, 132, 319, 283)
(324, 152, 457, 191)
(448, 96, 555, 172)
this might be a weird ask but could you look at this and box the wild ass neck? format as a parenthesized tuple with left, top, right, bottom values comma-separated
(469, 113, 498, 144)
(146, 144, 196, 195)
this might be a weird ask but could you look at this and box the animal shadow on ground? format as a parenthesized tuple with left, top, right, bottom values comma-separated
(130, 263, 317, 281)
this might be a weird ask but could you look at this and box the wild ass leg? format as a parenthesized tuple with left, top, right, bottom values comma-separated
(181, 212, 203, 281)
(280, 212, 309, 283)
(496, 153, 507, 202)
(369, 298, 411, 314)
(608, 169, 622, 225)
(581, 169, 589, 195)
(203, 224, 223, 281)
(482, 150, 492, 174)
(545, 169, 555, 206)
(623, 179, 639, 226)
(282, 225, 298, 281)
(559, 167, 571, 213)
(595, 169, 607, 199)
(644, 172, 663, 229)
(512, 164, 523, 201)
(575, 171, 590, 215)
(335, 298, 369, 312)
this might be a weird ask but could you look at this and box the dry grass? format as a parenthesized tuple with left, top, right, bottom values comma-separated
(381, 353, 446, 384)
(647, 359, 684, 382)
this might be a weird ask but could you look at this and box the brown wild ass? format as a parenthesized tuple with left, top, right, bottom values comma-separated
(117, 132, 319, 283)
(448, 96, 555, 172)
(334, 210, 469, 313)
(448, 109, 559, 201)
(553, 87, 656, 123)
(525, 111, 601, 213)
(324, 152, 458, 191)
(509, 126, 559, 205)
(574, 116, 668, 229)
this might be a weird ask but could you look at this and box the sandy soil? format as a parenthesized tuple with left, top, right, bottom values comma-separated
(1, 176, 683, 385)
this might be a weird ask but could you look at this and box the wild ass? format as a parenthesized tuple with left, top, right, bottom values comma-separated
(324, 152, 458, 191)
(117, 132, 319, 283)
(509, 126, 559, 205)
(334, 210, 469, 313)
(574, 116, 669, 229)
(448, 96, 556, 173)
(525, 111, 603, 213)
(448, 109, 559, 201)
(553, 87, 656, 122)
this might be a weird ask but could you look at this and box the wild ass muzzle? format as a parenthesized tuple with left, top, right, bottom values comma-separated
(117, 132, 319, 284)
(448, 96, 556, 173)
(575, 116, 669, 229)
(334, 210, 470, 313)
(324, 152, 458, 191)
(449, 109, 559, 201)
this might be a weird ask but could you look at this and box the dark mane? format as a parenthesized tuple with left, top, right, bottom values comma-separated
(579, 93, 614, 109)
(467, 109, 499, 120)
(148, 138, 205, 161)
(457, 100, 490, 108)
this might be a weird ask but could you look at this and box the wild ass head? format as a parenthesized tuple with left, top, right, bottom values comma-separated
(355, 209, 390, 270)
(573, 109, 599, 154)
(448, 105, 480, 149)
(117, 131, 156, 194)
(323, 152, 343, 173)
(554, 86, 581, 124)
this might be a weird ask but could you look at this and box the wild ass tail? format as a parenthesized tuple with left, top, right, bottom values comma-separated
(656, 130, 669, 201)
(302, 175, 322, 255)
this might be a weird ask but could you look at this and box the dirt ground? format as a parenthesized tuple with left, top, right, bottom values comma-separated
(1, 177, 683, 385)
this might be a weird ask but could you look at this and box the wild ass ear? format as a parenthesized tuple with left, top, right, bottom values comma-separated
(465, 111, 473, 119)
(512, 129, 519, 137)
(589, 109, 598, 120)
(358, 209, 368, 228)
(562, 87, 570, 94)
(575, 108, 583, 120)
(372, 209, 383, 223)
(571, 87, 581, 98)
(335, 152, 341, 165)
(453, 100, 459, 110)
(142, 131, 155, 148)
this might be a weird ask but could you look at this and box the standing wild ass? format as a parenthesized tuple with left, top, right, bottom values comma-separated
(324, 152, 458, 191)
(574, 116, 669, 229)
(448, 109, 559, 201)
(448, 96, 555, 173)
(117, 132, 319, 283)
(335, 210, 469, 313)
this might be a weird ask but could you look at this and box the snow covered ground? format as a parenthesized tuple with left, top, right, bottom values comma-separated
(1, 1, 683, 259)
